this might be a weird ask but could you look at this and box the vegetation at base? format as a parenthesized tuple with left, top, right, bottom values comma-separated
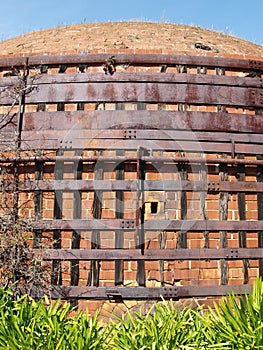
(1, 278, 263, 349)
(0, 289, 110, 350)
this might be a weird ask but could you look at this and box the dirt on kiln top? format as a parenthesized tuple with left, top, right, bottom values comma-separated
(0, 22, 262, 58)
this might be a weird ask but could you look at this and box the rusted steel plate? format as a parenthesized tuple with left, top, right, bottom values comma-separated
(19, 179, 139, 191)
(33, 219, 263, 231)
(33, 219, 136, 231)
(34, 248, 263, 261)
(145, 220, 263, 231)
(20, 138, 232, 153)
(0, 75, 21, 87)
(21, 138, 263, 155)
(236, 143, 263, 154)
(19, 82, 261, 107)
(146, 181, 263, 193)
(0, 54, 261, 76)
(217, 181, 263, 193)
(0, 56, 28, 68)
(20, 284, 253, 300)
(26, 72, 263, 88)
(0, 114, 18, 130)
(14, 180, 263, 193)
(2, 154, 263, 166)
(22, 110, 263, 134)
(20, 139, 58, 150)
(21, 128, 263, 145)
(23, 53, 263, 71)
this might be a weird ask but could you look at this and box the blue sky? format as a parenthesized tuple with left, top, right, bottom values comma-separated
(0, 0, 262, 45)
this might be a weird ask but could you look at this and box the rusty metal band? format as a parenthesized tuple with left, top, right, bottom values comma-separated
(32, 219, 263, 231)
(16, 284, 253, 299)
(1, 155, 263, 166)
(0, 53, 262, 71)
(33, 248, 263, 261)
(6, 179, 263, 193)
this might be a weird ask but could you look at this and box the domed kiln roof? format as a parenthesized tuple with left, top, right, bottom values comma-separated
(0, 22, 262, 57)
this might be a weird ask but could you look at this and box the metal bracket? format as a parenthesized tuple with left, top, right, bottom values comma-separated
(106, 288, 123, 302)
(249, 60, 262, 70)
(208, 182, 220, 192)
(231, 139, 235, 159)
(121, 220, 135, 229)
(163, 287, 178, 299)
(225, 249, 239, 259)
(59, 140, 72, 149)
(123, 130, 137, 139)
(249, 89, 263, 106)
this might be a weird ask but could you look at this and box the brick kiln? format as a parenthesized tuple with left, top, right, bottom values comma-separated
(0, 22, 263, 317)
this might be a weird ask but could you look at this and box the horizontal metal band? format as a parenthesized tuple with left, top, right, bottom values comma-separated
(20, 129, 263, 145)
(23, 83, 261, 107)
(1, 81, 261, 107)
(0, 53, 262, 71)
(13, 72, 261, 88)
(16, 284, 253, 299)
(32, 248, 263, 261)
(0, 155, 263, 166)
(20, 111, 263, 134)
(32, 219, 263, 231)
(8, 180, 263, 193)
(18, 137, 263, 154)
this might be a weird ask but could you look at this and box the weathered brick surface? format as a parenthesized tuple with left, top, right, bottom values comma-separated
(0, 22, 262, 58)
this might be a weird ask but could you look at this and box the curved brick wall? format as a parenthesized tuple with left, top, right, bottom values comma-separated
(1, 22, 263, 320)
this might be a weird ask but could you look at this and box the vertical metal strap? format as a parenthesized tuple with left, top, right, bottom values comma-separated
(37, 64, 47, 113)
(12, 61, 28, 282)
(236, 154, 249, 284)
(33, 161, 43, 249)
(177, 160, 188, 249)
(52, 101, 65, 285)
(158, 65, 167, 110)
(158, 231, 166, 285)
(115, 102, 125, 285)
(176, 64, 189, 249)
(135, 101, 146, 286)
(216, 67, 227, 113)
(136, 146, 145, 286)
(16, 59, 28, 149)
(216, 67, 228, 284)
(52, 149, 64, 285)
(177, 65, 188, 112)
(71, 149, 82, 286)
(157, 89, 166, 282)
(198, 66, 209, 249)
(87, 151, 103, 287)
(255, 109, 263, 277)
(257, 154, 263, 278)
(70, 103, 84, 291)
(137, 102, 146, 111)
(115, 151, 124, 285)
(200, 161, 209, 248)
(14, 61, 28, 218)
(33, 94, 45, 249)
(219, 155, 228, 285)
(69, 148, 83, 308)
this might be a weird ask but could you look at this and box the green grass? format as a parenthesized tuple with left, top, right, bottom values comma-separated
(0, 291, 111, 349)
(204, 278, 263, 349)
(1, 278, 263, 349)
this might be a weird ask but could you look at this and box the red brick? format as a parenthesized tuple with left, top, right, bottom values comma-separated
(190, 260, 218, 269)
(124, 271, 137, 281)
(78, 300, 104, 315)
